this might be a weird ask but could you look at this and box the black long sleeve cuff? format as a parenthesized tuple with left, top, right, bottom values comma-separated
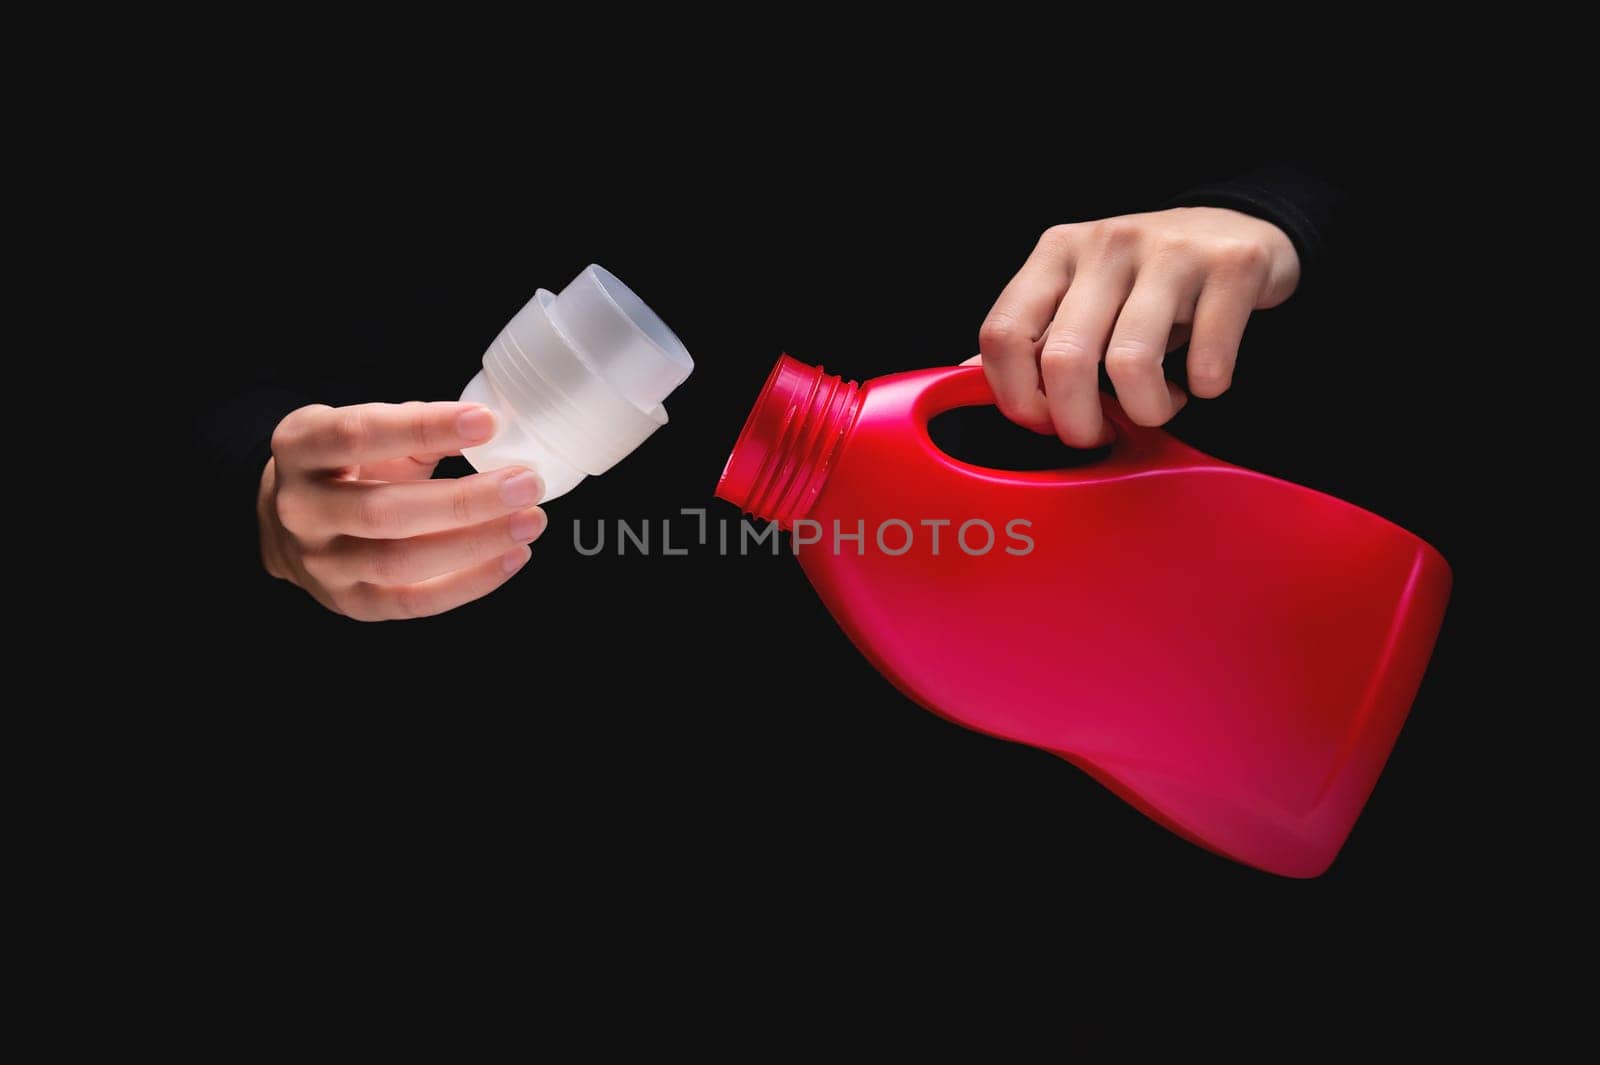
(1169, 163, 1343, 281)
(193, 384, 309, 588)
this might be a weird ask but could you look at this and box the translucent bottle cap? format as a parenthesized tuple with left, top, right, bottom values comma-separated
(544, 265, 694, 411)
(462, 264, 694, 495)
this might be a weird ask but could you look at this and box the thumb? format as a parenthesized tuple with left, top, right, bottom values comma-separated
(1165, 380, 1190, 416)
(358, 452, 452, 482)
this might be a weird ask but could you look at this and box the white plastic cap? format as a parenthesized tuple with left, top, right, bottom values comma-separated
(459, 266, 694, 502)
(547, 265, 694, 409)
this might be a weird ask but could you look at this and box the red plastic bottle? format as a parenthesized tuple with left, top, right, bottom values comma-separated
(716, 355, 1450, 877)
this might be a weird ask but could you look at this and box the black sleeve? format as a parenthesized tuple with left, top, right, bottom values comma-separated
(193, 381, 309, 580)
(1168, 163, 1344, 281)
(187, 249, 364, 601)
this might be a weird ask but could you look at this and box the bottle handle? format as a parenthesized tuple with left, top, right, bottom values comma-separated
(912, 365, 1211, 480)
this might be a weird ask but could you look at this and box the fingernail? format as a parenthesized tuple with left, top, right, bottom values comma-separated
(457, 405, 496, 443)
(500, 545, 532, 575)
(510, 507, 546, 544)
(500, 470, 544, 508)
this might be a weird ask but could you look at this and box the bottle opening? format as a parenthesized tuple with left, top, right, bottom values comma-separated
(716, 355, 862, 525)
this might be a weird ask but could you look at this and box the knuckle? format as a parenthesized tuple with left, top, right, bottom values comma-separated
(978, 314, 1023, 354)
(1212, 238, 1268, 275)
(299, 547, 335, 582)
(273, 488, 309, 535)
(353, 493, 398, 536)
(451, 481, 477, 525)
(1105, 344, 1156, 377)
(1040, 333, 1094, 370)
(391, 585, 425, 620)
(368, 541, 410, 583)
(338, 588, 385, 623)
(333, 406, 369, 454)
(1091, 218, 1140, 255)
(327, 589, 360, 620)
(270, 405, 324, 458)
(1035, 223, 1080, 253)
(1153, 234, 1196, 266)
(1189, 360, 1232, 395)
(448, 528, 489, 569)
(269, 421, 297, 459)
(407, 401, 436, 451)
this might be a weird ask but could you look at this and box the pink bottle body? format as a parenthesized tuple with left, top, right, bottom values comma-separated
(717, 357, 1451, 877)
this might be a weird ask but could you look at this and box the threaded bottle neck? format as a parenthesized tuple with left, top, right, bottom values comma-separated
(715, 355, 863, 525)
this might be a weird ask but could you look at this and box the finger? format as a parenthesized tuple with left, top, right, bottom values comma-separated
(1104, 275, 1198, 426)
(1165, 380, 1189, 415)
(320, 507, 547, 585)
(275, 401, 497, 472)
(344, 546, 532, 622)
(358, 451, 455, 483)
(977, 231, 1077, 431)
(1038, 269, 1131, 448)
(311, 467, 545, 539)
(1103, 382, 1188, 425)
(961, 354, 982, 366)
(1186, 283, 1256, 399)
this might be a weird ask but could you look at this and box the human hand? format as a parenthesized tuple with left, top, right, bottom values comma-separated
(258, 401, 546, 621)
(975, 207, 1301, 446)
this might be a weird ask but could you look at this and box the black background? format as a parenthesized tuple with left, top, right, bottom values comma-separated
(181, 89, 1501, 935)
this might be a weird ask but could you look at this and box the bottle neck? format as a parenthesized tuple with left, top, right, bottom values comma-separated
(715, 355, 863, 525)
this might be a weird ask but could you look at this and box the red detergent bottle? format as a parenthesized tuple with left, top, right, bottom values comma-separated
(715, 355, 1450, 877)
